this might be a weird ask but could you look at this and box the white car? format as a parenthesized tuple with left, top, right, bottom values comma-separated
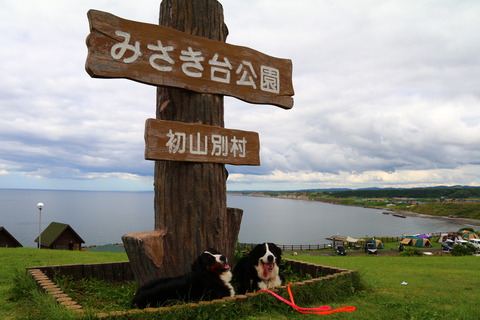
(468, 238, 480, 251)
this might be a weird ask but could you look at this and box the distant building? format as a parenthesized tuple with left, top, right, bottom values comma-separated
(35, 222, 85, 250)
(0, 226, 23, 248)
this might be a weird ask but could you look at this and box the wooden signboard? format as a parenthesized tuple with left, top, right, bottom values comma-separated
(144, 118, 260, 165)
(86, 9, 294, 109)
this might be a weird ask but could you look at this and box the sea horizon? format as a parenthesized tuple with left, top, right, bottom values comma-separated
(1, 189, 475, 248)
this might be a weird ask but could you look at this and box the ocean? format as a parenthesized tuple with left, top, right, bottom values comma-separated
(0, 189, 472, 248)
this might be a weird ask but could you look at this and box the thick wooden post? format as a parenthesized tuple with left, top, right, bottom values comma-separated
(154, 0, 233, 277)
(123, 0, 242, 287)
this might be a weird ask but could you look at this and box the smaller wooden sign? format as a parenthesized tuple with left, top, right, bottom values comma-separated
(145, 119, 260, 166)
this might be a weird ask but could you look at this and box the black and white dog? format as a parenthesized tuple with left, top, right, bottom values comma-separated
(131, 249, 235, 308)
(233, 242, 284, 294)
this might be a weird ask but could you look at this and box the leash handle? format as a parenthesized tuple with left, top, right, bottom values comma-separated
(259, 282, 356, 315)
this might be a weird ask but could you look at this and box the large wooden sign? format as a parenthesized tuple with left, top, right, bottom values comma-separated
(144, 118, 260, 165)
(86, 9, 294, 109)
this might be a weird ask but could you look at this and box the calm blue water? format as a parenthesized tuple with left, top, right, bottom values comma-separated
(0, 189, 472, 248)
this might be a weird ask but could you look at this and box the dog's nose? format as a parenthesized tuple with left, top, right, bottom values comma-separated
(220, 255, 227, 262)
(267, 255, 274, 263)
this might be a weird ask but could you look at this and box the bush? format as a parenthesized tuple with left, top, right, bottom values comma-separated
(399, 248, 423, 257)
(450, 243, 477, 256)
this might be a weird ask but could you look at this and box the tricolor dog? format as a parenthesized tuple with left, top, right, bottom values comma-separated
(233, 242, 284, 294)
(131, 249, 234, 308)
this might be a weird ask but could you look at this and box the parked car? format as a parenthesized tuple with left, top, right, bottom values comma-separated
(441, 240, 454, 251)
(468, 238, 480, 252)
(364, 242, 377, 254)
(335, 245, 347, 256)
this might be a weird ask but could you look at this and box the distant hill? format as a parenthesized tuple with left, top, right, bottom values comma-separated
(229, 186, 480, 199)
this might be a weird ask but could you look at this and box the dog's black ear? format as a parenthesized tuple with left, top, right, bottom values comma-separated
(269, 243, 282, 262)
(273, 243, 282, 256)
(191, 252, 206, 272)
(250, 243, 264, 257)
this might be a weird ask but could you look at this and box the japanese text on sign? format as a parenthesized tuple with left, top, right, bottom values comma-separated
(86, 10, 294, 108)
(111, 31, 280, 94)
(144, 119, 260, 166)
(166, 130, 247, 158)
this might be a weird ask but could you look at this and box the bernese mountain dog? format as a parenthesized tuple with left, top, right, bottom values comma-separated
(233, 242, 284, 294)
(131, 249, 235, 308)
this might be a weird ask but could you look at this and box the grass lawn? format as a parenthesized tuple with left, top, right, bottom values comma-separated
(1, 247, 479, 319)
(0, 247, 127, 319)
(283, 253, 480, 320)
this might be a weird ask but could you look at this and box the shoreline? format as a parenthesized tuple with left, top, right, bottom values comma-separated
(400, 211, 480, 227)
(228, 192, 480, 227)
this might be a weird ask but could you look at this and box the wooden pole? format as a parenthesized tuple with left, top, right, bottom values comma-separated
(123, 0, 242, 286)
(154, 0, 234, 277)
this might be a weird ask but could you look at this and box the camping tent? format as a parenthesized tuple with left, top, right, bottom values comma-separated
(461, 231, 479, 240)
(401, 237, 432, 247)
(365, 239, 384, 249)
(345, 236, 363, 243)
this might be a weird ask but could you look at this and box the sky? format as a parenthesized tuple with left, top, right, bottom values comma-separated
(1, 0, 479, 192)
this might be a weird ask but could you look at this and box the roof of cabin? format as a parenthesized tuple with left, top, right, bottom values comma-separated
(35, 222, 85, 247)
(0, 226, 23, 247)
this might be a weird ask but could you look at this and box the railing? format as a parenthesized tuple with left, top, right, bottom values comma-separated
(238, 233, 445, 251)
(238, 243, 333, 251)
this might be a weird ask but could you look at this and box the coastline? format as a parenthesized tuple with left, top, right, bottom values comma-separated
(228, 192, 480, 227)
(400, 211, 480, 227)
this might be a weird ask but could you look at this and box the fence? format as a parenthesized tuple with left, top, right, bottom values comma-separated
(239, 233, 445, 251)
(238, 243, 333, 251)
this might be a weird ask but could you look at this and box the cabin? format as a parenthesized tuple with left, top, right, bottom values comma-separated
(35, 222, 85, 250)
(0, 226, 23, 248)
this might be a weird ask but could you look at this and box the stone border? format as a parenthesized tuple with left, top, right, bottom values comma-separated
(28, 268, 84, 314)
(27, 259, 357, 318)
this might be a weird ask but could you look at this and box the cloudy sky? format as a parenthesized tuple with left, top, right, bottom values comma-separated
(1, 0, 479, 191)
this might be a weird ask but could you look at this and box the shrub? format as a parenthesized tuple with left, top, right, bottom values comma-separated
(399, 248, 423, 257)
(450, 243, 477, 256)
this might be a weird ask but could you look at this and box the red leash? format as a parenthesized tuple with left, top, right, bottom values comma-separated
(259, 282, 356, 315)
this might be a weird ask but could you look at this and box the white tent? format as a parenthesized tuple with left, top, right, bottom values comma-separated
(345, 236, 362, 243)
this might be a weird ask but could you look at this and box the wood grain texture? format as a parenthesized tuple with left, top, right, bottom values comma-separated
(144, 118, 260, 165)
(86, 8, 294, 109)
(151, 0, 241, 278)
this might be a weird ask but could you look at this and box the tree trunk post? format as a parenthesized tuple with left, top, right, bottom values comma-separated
(123, 0, 243, 287)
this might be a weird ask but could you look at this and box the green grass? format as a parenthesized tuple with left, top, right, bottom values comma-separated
(410, 202, 480, 219)
(0, 247, 127, 319)
(2, 247, 479, 319)
(54, 276, 136, 313)
(285, 254, 480, 320)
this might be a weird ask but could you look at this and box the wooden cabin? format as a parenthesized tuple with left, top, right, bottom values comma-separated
(0, 226, 23, 248)
(35, 222, 85, 250)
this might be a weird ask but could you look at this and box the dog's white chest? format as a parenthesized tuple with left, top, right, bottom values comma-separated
(220, 271, 235, 296)
(257, 276, 282, 290)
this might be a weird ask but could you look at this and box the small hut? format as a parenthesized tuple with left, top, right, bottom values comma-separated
(35, 222, 85, 250)
(0, 226, 23, 248)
